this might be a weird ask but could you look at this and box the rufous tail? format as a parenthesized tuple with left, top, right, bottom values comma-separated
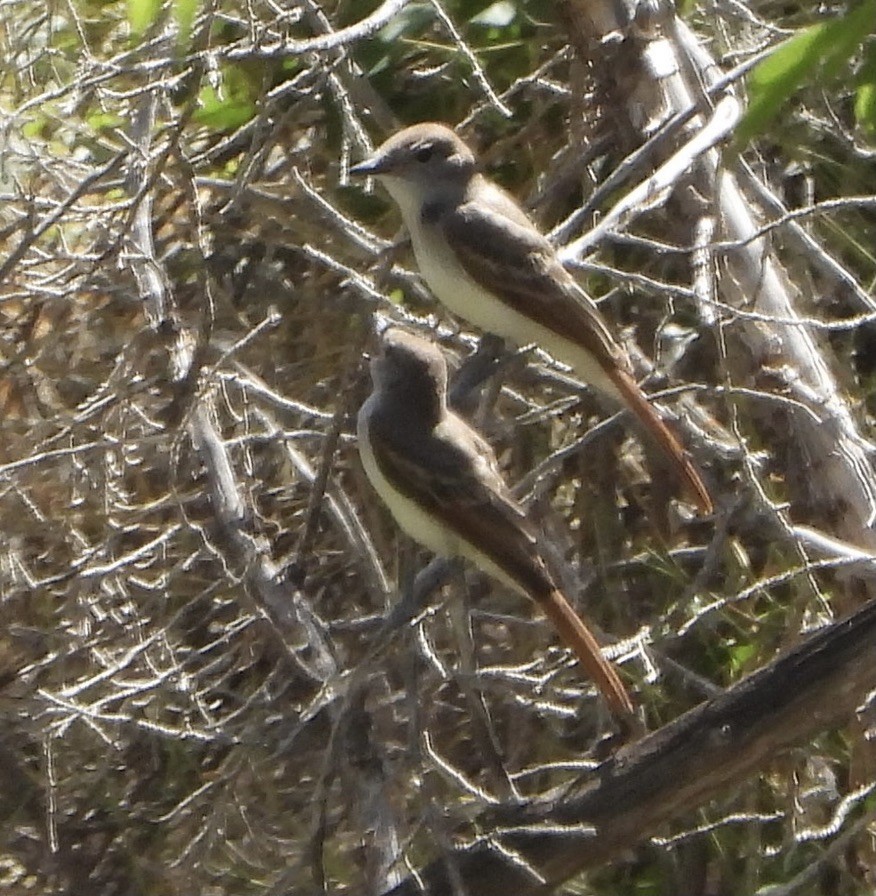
(538, 588, 635, 720)
(608, 367, 713, 515)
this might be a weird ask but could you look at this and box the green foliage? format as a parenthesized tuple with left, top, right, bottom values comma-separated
(856, 41, 876, 136)
(738, 0, 876, 144)
(3, 1, 876, 894)
(127, 0, 162, 38)
(353, 0, 541, 125)
(173, 0, 200, 49)
(193, 66, 258, 130)
(727, 640, 757, 677)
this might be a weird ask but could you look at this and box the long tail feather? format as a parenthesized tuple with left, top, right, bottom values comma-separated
(608, 367, 713, 514)
(536, 588, 635, 720)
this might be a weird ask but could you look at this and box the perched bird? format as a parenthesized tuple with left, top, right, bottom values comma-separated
(358, 326, 635, 722)
(351, 123, 712, 514)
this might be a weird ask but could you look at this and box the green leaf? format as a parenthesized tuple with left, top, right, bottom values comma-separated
(173, 0, 199, 49)
(87, 111, 124, 132)
(738, 24, 830, 145)
(194, 86, 255, 130)
(127, 0, 162, 38)
(470, 1, 516, 28)
(750, 26, 831, 94)
(737, 0, 876, 145)
(856, 79, 876, 137)
(822, 0, 876, 75)
(22, 115, 51, 140)
(194, 66, 257, 131)
(856, 42, 876, 138)
(728, 642, 756, 676)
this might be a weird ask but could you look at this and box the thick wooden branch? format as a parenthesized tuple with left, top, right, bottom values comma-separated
(383, 598, 876, 895)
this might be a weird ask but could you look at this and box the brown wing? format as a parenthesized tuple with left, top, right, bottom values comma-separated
(444, 201, 713, 515)
(369, 410, 552, 598)
(443, 200, 625, 370)
(369, 411, 636, 721)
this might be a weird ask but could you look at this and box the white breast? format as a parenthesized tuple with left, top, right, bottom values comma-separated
(357, 402, 531, 599)
(357, 403, 459, 558)
(398, 196, 618, 399)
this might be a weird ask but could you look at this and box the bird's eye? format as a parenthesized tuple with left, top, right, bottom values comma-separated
(415, 145, 434, 163)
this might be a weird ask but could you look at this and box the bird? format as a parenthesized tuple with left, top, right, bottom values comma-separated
(350, 122, 712, 514)
(358, 325, 635, 722)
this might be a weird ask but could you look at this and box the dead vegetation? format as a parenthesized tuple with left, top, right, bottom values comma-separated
(1, 1, 876, 893)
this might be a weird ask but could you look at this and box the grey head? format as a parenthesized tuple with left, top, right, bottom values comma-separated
(370, 327, 448, 425)
(350, 123, 477, 218)
(351, 123, 476, 181)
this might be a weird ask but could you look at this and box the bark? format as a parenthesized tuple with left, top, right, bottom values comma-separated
(381, 597, 876, 895)
(559, 0, 876, 562)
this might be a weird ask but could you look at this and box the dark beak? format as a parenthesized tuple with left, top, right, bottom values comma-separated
(350, 155, 387, 176)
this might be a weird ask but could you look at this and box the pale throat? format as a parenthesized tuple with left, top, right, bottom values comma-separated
(377, 176, 428, 231)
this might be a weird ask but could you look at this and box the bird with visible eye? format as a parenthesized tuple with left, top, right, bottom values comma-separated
(351, 122, 713, 514)
(358, 326, 638, 728)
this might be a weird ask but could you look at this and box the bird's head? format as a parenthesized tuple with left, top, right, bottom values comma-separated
(351, 123, 476, 219)
(371, 327, 448, 418)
